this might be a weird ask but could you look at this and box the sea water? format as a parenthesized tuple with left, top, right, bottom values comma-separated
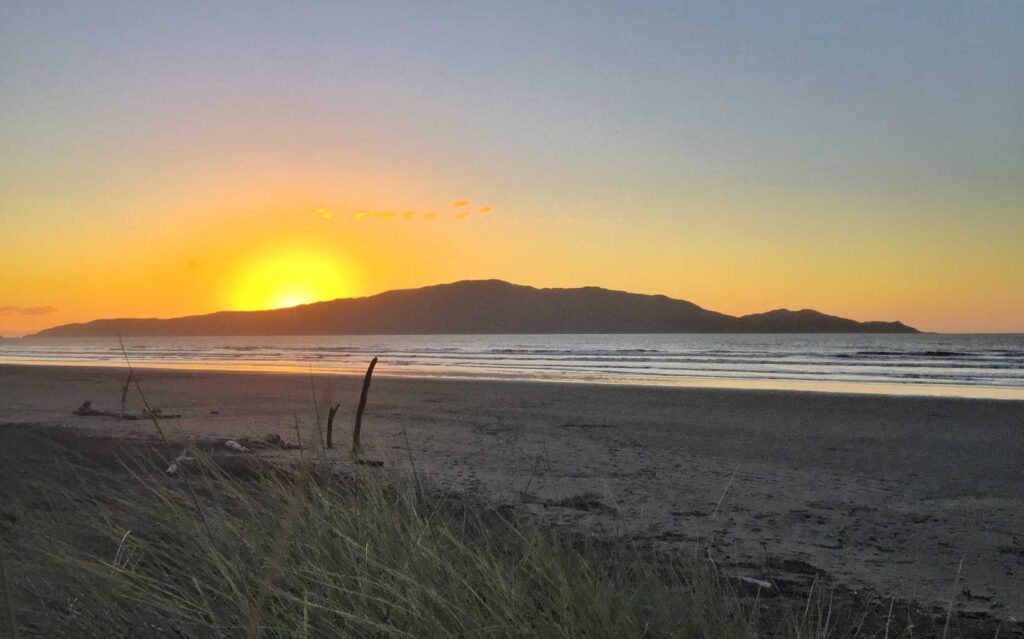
(2, 333, 1023, 399)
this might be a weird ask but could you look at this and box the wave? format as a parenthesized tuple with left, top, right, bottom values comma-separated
(853, 350, 966, 357)
(5, 334, 1023, 393)
(485, 348, 663, 355)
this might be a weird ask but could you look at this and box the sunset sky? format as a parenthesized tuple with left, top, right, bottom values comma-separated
(2, 1, 1022, 335)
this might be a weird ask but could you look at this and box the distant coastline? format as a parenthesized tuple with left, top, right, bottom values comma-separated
(31, 280, 918, 337)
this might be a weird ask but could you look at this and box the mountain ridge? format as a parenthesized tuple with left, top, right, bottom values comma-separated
(31, 279, 919, 336)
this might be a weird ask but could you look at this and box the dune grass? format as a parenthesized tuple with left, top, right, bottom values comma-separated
(2, 440, 775, 639)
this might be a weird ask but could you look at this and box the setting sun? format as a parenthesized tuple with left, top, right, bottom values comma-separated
(231, 250, 355, 311)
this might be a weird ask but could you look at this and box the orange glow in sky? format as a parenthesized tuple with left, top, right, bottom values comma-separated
(1, 4, 1022, 335)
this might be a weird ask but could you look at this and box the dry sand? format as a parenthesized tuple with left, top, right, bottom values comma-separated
(2, 364, 1022, 620)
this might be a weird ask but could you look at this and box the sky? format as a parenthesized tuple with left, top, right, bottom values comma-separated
(1, 1, 1022, 335)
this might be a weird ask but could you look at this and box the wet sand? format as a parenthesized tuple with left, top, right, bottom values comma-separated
(1, 363, 1022, 619)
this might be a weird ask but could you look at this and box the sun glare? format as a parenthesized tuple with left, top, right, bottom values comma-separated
(233, 250, 354, 311)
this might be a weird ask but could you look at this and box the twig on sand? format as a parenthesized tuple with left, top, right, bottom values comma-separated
(310, 414, 327, 465)
(0, 542, 17, 639)
(306, 366, 328, 463)
(352, 357, 378, 456)
(522, 448, 545, 496)
(119, 370, 133, 419)
(293, 413, 304, 462)
(401, 423, 422, 498)
(711, 464, 740, 520)
(942, 557, 964, 639)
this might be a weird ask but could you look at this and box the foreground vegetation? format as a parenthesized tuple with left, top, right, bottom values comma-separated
(0, 425, 1013, 638)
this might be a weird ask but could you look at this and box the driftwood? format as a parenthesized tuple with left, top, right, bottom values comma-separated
(74, 401, 180, 420)
(225, 434, 302, 452)
(224, 440, 250, 453)
(352, 357, 378, 455)
(326, 403, 340, 449)
(165, 450, 195, 476)
(262, 433, 301, 450)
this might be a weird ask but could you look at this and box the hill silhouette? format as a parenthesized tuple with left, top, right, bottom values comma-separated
(32, 280, 918, 337)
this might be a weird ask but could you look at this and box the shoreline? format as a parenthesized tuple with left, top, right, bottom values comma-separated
(2, 363, 1023, 620)
(1, 359, 1022, 401)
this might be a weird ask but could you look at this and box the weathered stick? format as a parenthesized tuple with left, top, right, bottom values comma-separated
(352, 357, 378, 455)
(293, 413, 304, 462)
(119, 370, 134, 419)
(325, 403, 340, 449)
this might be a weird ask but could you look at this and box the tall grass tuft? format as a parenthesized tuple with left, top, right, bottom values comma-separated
(5, 445, 765, 639)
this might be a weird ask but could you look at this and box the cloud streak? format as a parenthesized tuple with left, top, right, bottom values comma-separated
(350, 200, 495, 222)
(0, 305, 57, 316)
(304, 207, 335, 219)
(455, 204, 495, 221)
(354, 210, 397, 221)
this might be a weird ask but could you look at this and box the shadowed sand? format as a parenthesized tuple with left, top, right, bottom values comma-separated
(1, 364, 1022, 620)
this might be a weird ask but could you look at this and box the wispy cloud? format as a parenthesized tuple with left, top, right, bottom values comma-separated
(304, 207, 335, 219)
(0, 305, 56, 316)
(351, 201, 495, 222)
(354, 210, 397, 221)
(454, 204, 495, 221)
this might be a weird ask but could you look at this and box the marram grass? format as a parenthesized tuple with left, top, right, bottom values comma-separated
(4, 445, 764, 639)
(0, 432, 947, 638)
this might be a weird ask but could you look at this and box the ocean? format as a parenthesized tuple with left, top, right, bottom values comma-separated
(2, 334, 1022, 399)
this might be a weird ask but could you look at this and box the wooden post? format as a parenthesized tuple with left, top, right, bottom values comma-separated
(352, 357, 378, 455)
(325, 403, 340, 449)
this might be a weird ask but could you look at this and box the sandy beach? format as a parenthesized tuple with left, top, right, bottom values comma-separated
(2, 363, 1022, 622)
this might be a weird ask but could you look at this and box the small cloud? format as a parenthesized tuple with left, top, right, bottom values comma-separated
(304, 207, 335, 219)
(352, 201, 492, 222)
(354, 210, 397, 221)
(0, 305, 57, 316)
(453, 204, 495, 221)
